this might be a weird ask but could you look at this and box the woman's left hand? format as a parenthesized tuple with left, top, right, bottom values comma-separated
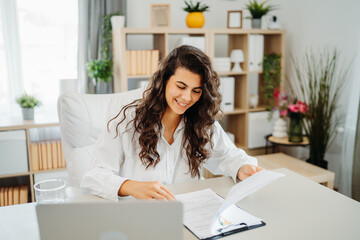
(237, 164, 264, 180)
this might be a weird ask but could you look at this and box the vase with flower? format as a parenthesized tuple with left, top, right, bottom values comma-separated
(287, 100, 309, 143)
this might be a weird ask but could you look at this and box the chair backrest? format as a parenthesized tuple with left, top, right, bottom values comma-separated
(57, 88, 144, 188)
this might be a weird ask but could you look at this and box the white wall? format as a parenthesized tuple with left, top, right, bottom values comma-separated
(126, 0, 360, 191)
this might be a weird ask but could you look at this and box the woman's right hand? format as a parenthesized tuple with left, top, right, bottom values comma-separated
(118, 180, 176, 200)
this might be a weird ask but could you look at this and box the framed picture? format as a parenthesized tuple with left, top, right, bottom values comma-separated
(151, 4, 171, 28)
(227, 10, 243, 29)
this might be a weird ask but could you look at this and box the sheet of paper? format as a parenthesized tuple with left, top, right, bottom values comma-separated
(210, 170, 284, 234)
(175, 188, 223, 239)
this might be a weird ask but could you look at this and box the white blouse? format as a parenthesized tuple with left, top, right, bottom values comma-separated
(80, 108, 257, 201)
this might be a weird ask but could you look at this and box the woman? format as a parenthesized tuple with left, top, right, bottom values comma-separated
(81, 45, 262, 201)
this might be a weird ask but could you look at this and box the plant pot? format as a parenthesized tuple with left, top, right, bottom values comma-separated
(288, 117, 303, 143)
(110, 15, 125, 30)
(186, 12, 205, 28)
(306, 158, 328, 169)
(22, 108, 34, 120)
(251, 18, 262, 28)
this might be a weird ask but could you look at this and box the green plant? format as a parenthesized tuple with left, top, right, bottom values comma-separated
(289, 48, 350, 168)
(101, 12, 120, 60)
(183, 1, 209, 12)
(16, 93, 41, 108)
(86, 59, 113, 84)
(263, 53, 281, 111)
(245, 0, 277, 19)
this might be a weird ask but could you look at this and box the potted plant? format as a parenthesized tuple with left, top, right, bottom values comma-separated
(183, 1, 209, 28)
(86, 59, 113, 93)
(16, 93, 41, 120)
(86, 12, 118, 94)
(245, 0, 277, 28)
(289, 48, 350, 169)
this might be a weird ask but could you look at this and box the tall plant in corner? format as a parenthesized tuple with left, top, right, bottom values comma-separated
(289, 48, 350, 169)
(87, 12, 120, 93)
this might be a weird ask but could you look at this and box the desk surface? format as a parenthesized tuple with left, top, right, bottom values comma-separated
(1, 168, 360, 240)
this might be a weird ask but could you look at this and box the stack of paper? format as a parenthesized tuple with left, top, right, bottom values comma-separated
(176, 170, 284, 239)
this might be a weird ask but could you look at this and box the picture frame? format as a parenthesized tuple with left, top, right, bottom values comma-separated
(151, 4, 171, 28)
(227, 10, 243, 29)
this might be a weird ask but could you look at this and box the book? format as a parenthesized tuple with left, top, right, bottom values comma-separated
(30, 143, 39, 171)
(8, 186, 14, 205)
(59, 141, 66, 168)
(13, 186, 20, 205)
(40, 141, 48, 170)
(151, 50, 159, 74)
(4, 187, 8, 206)
(0, 187, 4, 206)
(175, 170, 284, 239)
(37, 142, 43, 170)
(19, 185, 28, 204)
(46, 141, 53, 169)
(51, 141, 59, 169)
(126, 50, 131, 75)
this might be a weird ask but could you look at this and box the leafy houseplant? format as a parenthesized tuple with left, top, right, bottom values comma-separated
(289, 48, 350, 169)
(16, 93, 41, 120)
(86, 12, 119, 93)
(86, 59, 113, 86)
(245, 0, 277, 28)
(263, 53, 281, 112)
(183, 1, 209, 28)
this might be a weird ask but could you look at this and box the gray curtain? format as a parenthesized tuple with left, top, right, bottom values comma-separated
(78, 0, 126, 94)
(352, 98, 360, 201)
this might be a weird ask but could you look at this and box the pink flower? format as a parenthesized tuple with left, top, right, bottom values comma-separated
(280, 109, 288, 117)
(288, 104, 299, 113)
(274, 88, 280, 99)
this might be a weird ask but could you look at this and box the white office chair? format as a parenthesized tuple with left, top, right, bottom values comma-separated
(57, 88, 144, 189)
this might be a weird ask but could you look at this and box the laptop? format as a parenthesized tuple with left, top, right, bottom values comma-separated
(36, 201, 183, 240)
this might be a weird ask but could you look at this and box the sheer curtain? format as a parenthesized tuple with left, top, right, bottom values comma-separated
(77, 0, 126, 94)
(339, 49, 360, 198)
(352, 98, 360, 201)
(0, 0, 23, 117)
(0, 0, 78, 119)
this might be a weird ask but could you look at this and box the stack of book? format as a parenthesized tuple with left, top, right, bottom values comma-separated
(29, 140, 66, 171)
(0, 185, 28, 206)
(126, 50, 160, 76)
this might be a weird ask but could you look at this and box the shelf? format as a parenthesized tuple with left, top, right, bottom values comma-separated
(218, 71, 248, 76)
(248, 106, 267, 112)
(224, 109, 246, 115)
(32, 168, 67, 174)
(0, 172, 30, 179)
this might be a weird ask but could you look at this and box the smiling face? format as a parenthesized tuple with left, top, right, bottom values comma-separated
(164, 67, 203, 117)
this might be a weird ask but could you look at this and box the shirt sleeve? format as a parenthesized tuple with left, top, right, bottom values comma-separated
(204, 121, 258, 183)
(80, 120, 129, 201)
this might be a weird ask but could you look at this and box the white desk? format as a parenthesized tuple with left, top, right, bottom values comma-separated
(1, 168, 360, 240)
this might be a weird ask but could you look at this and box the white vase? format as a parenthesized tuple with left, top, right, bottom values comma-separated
(272, 118, 287, 138)
(110, 16, 125, 30)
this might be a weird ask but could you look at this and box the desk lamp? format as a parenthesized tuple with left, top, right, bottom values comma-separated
(230, 49, 244, 72)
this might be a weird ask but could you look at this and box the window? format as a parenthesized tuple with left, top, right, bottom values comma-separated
(0, 0, 78, 117)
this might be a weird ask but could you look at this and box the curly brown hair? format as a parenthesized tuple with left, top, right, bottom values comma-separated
(108, 45, 222, 178)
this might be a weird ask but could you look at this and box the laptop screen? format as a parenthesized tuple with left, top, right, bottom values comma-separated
(36, 201, 183, 240)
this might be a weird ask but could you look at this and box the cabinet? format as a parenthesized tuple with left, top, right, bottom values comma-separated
(112, 28, 285, 149)
(0, 117, 67, 206)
